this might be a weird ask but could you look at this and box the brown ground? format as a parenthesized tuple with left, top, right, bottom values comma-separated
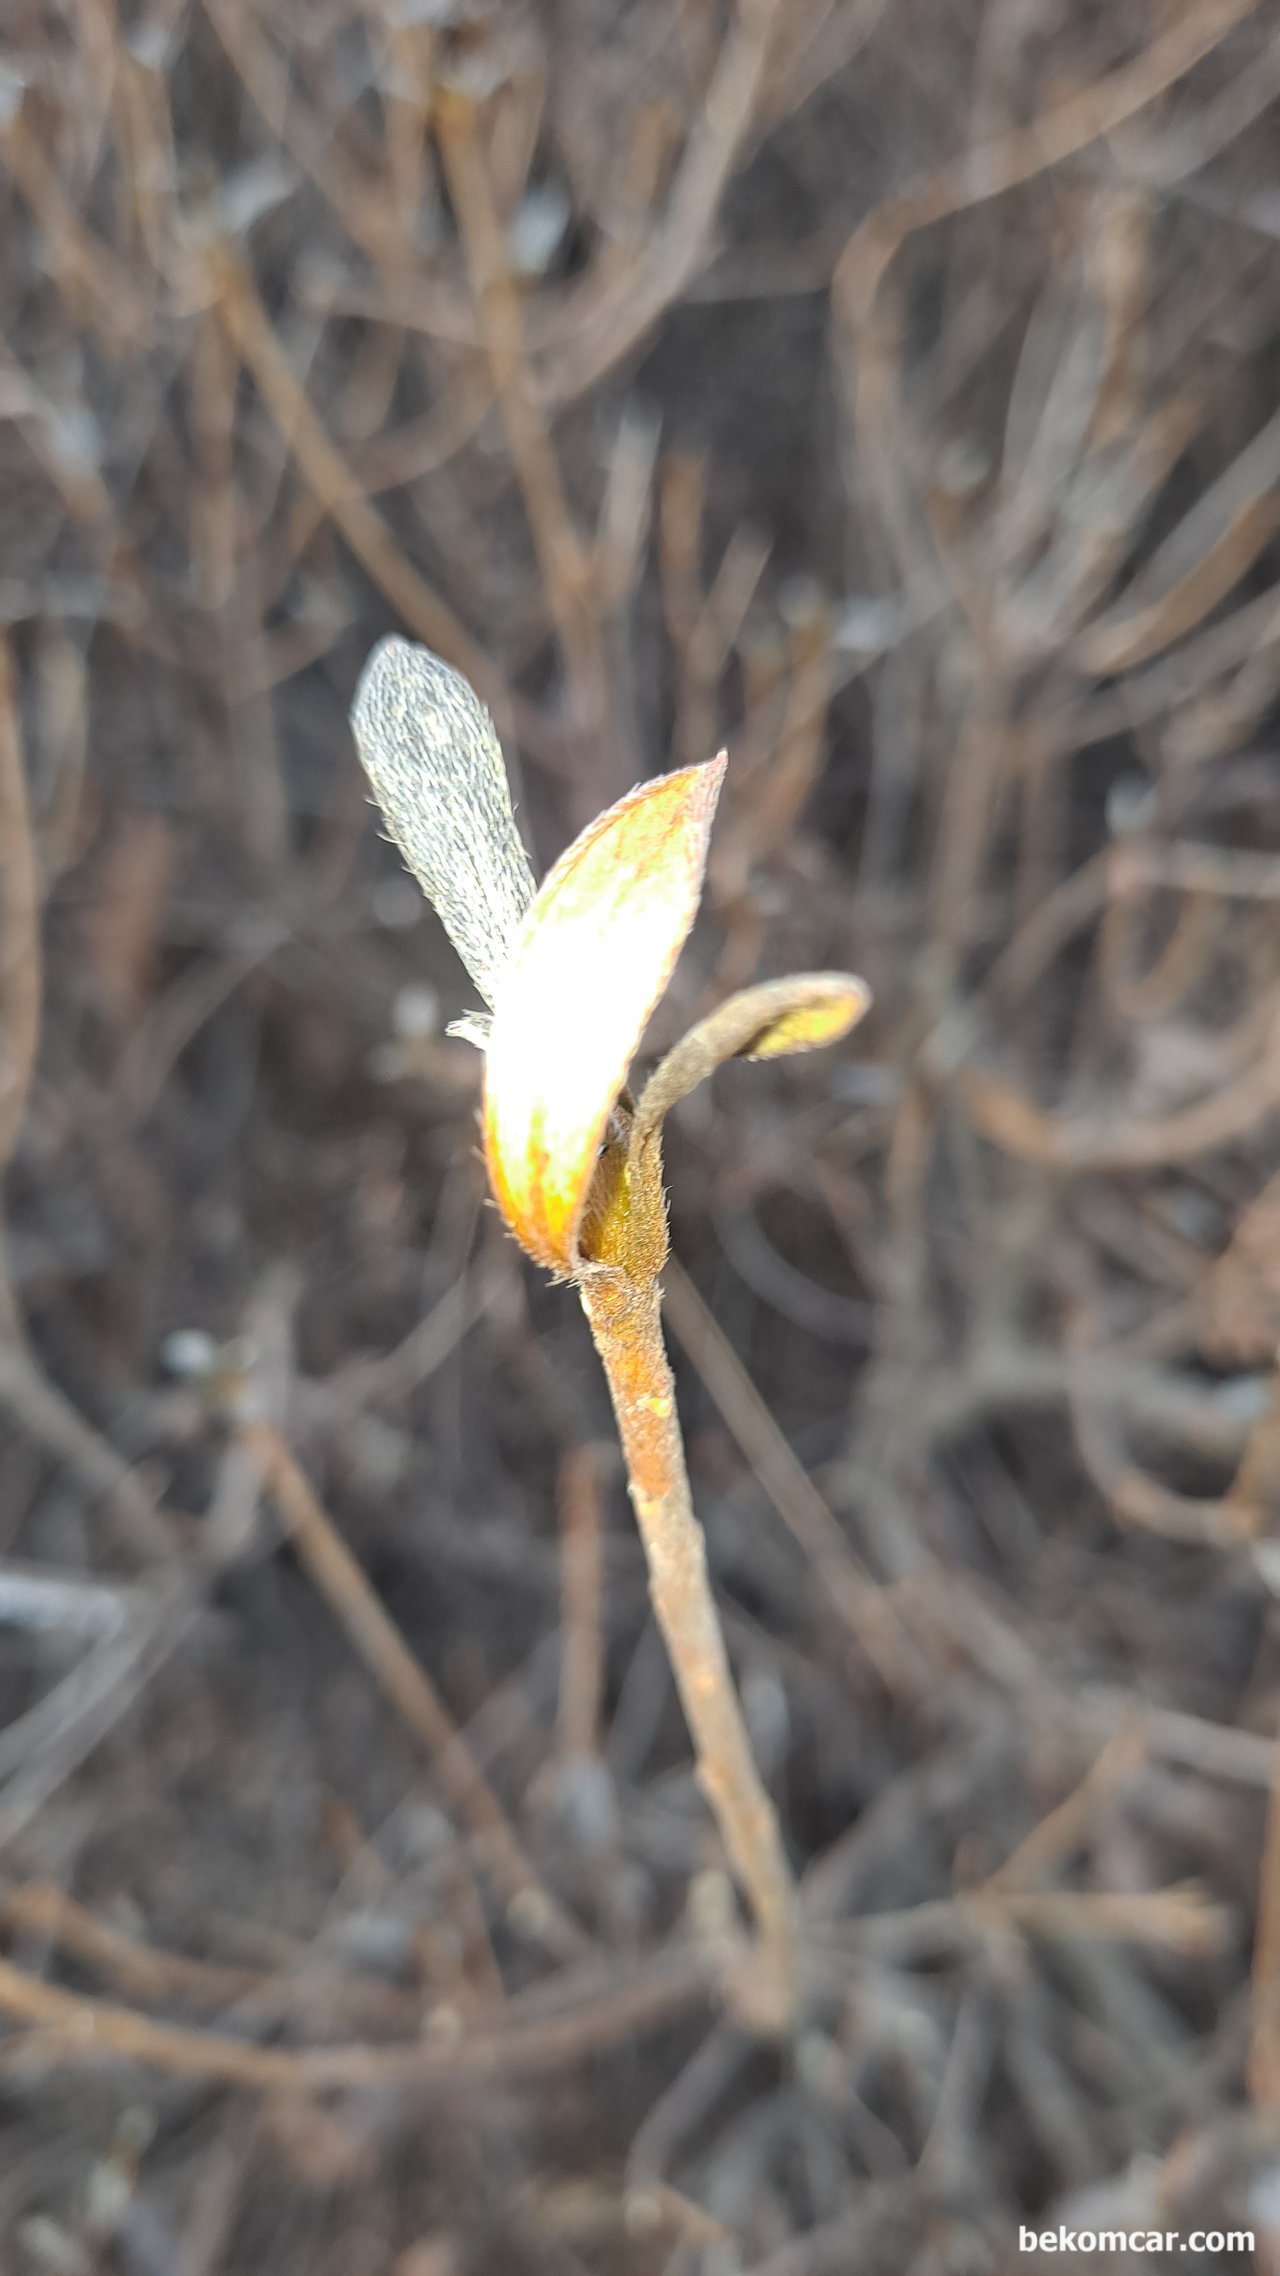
(1, 3, 1280, 2271)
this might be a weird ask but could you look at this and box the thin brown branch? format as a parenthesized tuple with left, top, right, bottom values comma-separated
(0, 1941, 712, 2090)
(212, 253, 502, 723)
(579, 1267, 795, 2029)
(662, 1258, 923, 1701)
(0, 637, 40, 1173)
(1251, 1717, 1280, 2107)
(0, 1882, 449, 2035)
(536, 0, 789, 404)
(0, 1335, 182, 1566)
(554, 1442, 609, 1762)
(242, 1420, 586, 1961)
(956, 996, 1280, 1171)
(829, 1881, 1229, 1963)
(435, 90, 604, 743)
(837, 0, 1266, 324)
(834, 0, 1265, 572)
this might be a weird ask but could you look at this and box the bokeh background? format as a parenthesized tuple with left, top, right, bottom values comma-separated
(2, 2, 1280, 2270)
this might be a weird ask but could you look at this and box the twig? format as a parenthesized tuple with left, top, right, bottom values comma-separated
(0, 1882, 437, 2036)
(674, 523, 772, 774)
(315, 1264, 491, 1420)
(200, 0, 402, 268)
(0, 1940, 712, 2090)
(836, 0, 1267, 327)
(1081, 1690, 1280, 1793)
(0, 1336, 182, 1566)
(1110, 838, 1280, 904)
(1, 104, 144, 350)
(1249, 1715, 1280, 2107)
(241, 1418, 585, 1961)
(212, 254, 501, 722)
(435, 89, 605, 747)
(816, 1881, 1228, 1963)
(3, 1883, 264, 2012)
(0, 634, 40, 1172)
(983, 1725, 1148, 1895)
(0, 1562, 135, 1640)
(0, 1586, 194, 1851)
(834, 0, 1266, 574)
(554, 1442, 609, 1763)
(580, 1266, 796, 2029)
(661, 1258, 920, 1699)
(737, 583, 834, 867)
(536, 0, 788, 404)
(956, 995, 1280, 1171)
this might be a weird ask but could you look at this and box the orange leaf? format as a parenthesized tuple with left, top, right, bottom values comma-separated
(483, 756, 727, 1272)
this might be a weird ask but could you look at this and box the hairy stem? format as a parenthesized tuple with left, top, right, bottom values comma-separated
(580, 1266, 795, 2027)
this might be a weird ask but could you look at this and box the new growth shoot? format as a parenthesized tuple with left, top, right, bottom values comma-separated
(352, 636, 871, 2027)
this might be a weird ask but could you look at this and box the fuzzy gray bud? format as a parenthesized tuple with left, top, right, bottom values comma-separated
(351, 637, 536, 1009)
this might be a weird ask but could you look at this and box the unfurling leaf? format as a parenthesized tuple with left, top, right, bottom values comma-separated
(631, 972, 871, 1156)
(351, 636, 536, 1009)
(483, 757, 727, 1273)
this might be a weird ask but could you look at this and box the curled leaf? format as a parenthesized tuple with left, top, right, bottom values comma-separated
(631, 972, 871, 1156)
(484, 756, 727, 1272)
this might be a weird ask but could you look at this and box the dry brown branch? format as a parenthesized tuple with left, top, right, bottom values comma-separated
(837, 0, 1266, 324)
(435, 89, 604, 745)
(834, 0, 1265, 568)
(553, 1441, 609, 1763)
(983, 1726, 1148, 1896)
(242, 1419, 585, 1961)
(201, 0, 403, 269)
(738, 586, 834, 869)
(1100, 881, 1219, 1027)
(0, 1940, 711, 2090)
(759, 0, 888, 123)
(957, 997, 1280, 1171)
(1203, 1170, 1280, 1364)
(837, 1881, 1229, 1962)
(0, 337, 119, 532)
(927, 669, 1009, 965)
(661, 1258, 919, 1698)
(659, 452, 707, 662)
(1224, 1366, 1280, 1532)
(0, 1336, 182, 1566)
(1252, 1721, 1280, 2109)
(0, 1882, 443, 2035)
(1, 104, 145, 350)
(0, 1587, 195, 1852)
(675, 524, 772, 773)
(3, 1882, 266, 2012)
(535, 0, 790, 404)
(1070, 1380, 1256, 1549)
(1110, 840, 1280, 906)
(318, 1264, 491, 1418)
(212, 254, 500, 719)
(1075, 404, 1280, 674)
(0, 636, 40, 1173)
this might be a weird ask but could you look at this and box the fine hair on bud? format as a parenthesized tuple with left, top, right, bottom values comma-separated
(351, 637, 536, 1008)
